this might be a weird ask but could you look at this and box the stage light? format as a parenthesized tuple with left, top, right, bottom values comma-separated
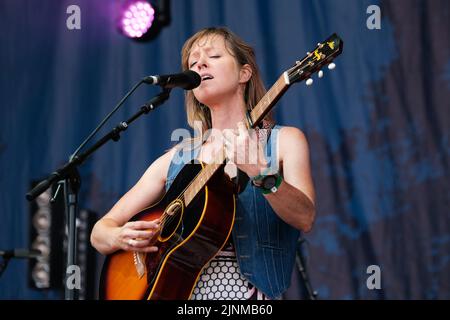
(31, 262, 50, 288)
(31, 236, 51, 258)
(118, 0, 171, 41)
(27, 181, 98, 298)
(120, 1, 155, 38)
(32, 208, 51, 233)
(28, 184, 64, 290)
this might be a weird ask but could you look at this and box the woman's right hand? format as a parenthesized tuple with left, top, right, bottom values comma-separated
(114, 220, 161, 253)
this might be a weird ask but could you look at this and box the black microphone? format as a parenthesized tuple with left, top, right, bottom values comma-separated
(142, 70, 201, 90)
(0, 249, 41, 259)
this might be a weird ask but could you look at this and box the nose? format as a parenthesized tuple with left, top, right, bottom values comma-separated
(195, 55, 208, 71)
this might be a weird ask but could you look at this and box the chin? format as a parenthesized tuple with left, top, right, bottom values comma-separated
(194, 91, 221, 107)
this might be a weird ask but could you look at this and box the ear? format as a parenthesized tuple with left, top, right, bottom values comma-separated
(239, 64, 252, 84)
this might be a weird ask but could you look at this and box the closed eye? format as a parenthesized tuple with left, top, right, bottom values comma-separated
(189, 61, 197, 68)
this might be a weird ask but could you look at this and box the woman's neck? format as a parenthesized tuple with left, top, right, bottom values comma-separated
(207, 96, 247, 132)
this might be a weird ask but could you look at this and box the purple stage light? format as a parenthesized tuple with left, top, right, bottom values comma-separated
(120, 1, 155, 38)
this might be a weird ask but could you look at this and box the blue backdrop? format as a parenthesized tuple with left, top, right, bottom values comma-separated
(0, 0, 449, 299)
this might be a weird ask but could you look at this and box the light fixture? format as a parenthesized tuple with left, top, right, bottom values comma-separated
(118, 0, 171, 42)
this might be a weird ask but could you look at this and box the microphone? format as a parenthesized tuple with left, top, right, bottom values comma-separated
(142, 70, 201, 90)
(0, 249, 41, 259)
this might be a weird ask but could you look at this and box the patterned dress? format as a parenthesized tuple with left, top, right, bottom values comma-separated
(190, 240, 272, 300)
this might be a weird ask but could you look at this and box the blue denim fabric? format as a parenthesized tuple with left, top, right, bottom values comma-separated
(165, 126, 300, 299)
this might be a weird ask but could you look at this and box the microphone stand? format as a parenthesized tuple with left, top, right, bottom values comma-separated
(0, 256, 12, 280)
(0, 250, 40, 280)
(296, 237, 318, 300)
(26, 89, 171, 300)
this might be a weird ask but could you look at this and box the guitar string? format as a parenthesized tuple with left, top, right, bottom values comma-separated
(156, 155, 224, 228)
(251, 51, 330, 121)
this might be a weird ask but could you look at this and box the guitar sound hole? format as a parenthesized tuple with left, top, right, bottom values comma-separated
(159, 200, 183, 241)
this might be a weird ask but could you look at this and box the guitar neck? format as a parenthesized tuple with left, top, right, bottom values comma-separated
(183, 152, 225, 206)
(182, 74, 291, 206)
(248, 73, 290, 127)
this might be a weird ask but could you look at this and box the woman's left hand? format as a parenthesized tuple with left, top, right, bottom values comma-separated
(222, 122, 268, 178)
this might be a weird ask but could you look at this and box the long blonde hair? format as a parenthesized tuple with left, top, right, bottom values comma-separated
(181, 27, 268, 135)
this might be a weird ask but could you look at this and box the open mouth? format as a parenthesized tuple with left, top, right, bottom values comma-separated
(201, 74, 214, 81)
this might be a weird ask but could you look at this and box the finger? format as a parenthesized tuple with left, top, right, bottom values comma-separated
(125, 229, 155, 239)
(125, 237, 150, 248)
(129, 238, 152, 248)
(128, 220, 160, 230)
(125, 238, 136, 249)
(137, 246, 159, 253)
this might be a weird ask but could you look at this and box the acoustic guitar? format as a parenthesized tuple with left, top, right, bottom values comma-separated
(99, 33, 343, 300)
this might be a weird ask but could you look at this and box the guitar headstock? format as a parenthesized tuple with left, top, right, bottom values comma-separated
(286, 33, 343, 85)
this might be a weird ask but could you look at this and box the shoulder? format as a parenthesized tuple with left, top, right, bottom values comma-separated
(278, 126, 306, 139)
(276, 126, 310, 160)
(278, 126, 309, 147)
(142, 147, 177, 179)
(156, 147, 178, 169)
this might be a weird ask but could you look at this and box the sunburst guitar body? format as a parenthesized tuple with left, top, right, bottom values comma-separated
(99, 161, 235, 300)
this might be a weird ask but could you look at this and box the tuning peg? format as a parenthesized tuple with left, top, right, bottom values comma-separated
(328, 63, 336, 70)
(318, 70, 324, 78)
(306, 78, 313, 86)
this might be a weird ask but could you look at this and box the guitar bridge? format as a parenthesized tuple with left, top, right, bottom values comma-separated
(133, 252, 147, 279)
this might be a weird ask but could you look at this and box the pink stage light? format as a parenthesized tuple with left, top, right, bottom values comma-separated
(119, 1, 155, 39)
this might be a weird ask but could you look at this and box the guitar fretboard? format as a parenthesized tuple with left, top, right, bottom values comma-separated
(249, 74, 289, 127)
(183, 151, 226, 206)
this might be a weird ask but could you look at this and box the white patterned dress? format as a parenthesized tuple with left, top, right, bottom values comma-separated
(190, 241, 271, 300)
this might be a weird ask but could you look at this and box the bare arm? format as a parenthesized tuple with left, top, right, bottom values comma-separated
(90, 149, 175, 255)
(263, 127, 316, 232)
(224, 123, 316, 233)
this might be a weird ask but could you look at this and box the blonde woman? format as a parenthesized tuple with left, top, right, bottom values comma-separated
(91, 27, 315, 300)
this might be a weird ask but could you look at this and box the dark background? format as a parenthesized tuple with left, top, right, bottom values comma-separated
(0, 0, 448, 299)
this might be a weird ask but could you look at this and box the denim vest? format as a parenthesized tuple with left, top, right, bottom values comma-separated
(165, 126, 300, 299)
